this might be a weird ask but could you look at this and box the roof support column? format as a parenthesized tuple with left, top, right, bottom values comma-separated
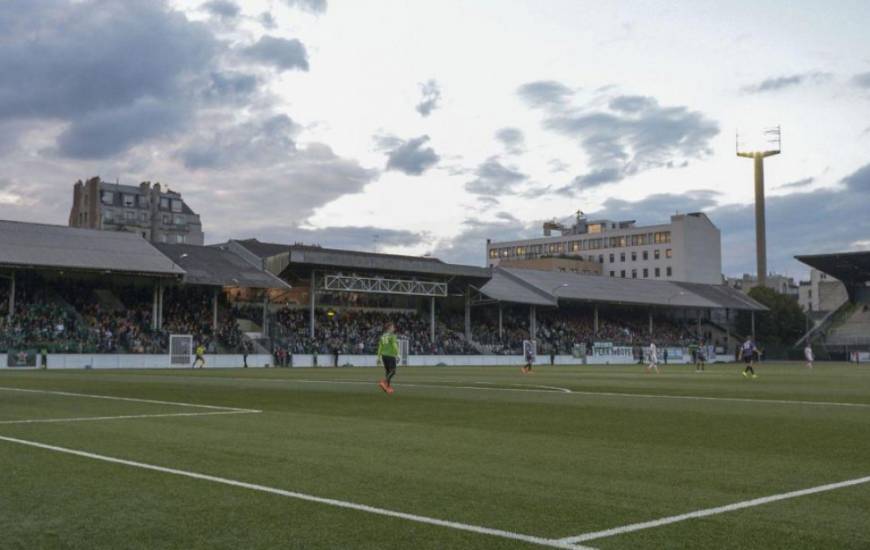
(151, 282, 158, 330)
(464, 287, 471, 341)
(8, 271, 15, 320)
(498, 303, 503, 340)
(697, 309, 702, 339)
(157, 281, 164, 331)
(262, 290, 269, 339)
(309, 271, 316, 339)
(530, 305, 537, 341)
(593, 305, 599, 336)
(430, 296, 436, 343)
(212, 287, 219, 332)
(649, 309, 653, 336)
(751, 310, 756, 340)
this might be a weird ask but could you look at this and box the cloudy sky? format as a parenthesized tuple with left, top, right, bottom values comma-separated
(1, 0, 869, 278)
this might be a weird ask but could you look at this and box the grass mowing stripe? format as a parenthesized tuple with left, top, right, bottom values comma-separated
(0, 410, 259, 425)
(0, 435, 593, 550)
(0, 386, 261, 413)
(556, 474, 870, 544)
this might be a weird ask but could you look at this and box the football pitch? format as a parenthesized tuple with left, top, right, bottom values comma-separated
(1, 363, 868, 549)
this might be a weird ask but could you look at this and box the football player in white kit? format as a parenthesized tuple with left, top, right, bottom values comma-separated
(804, 344, 814, 369)
(646, 342, 659, 374)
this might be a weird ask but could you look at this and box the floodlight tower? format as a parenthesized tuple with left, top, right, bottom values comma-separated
(737, 126, 781, 287)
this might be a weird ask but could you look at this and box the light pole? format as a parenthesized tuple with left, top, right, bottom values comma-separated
(737, 126, 781, 287)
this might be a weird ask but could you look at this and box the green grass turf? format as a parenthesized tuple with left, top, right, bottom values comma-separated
(1, 362, 869, 549)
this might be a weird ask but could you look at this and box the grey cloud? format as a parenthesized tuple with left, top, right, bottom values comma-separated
(282, 0, 327, 14)
(743, 72, 832, 93)
(203, 72, 259, 103)
(495, 127, 525, 155)
(608, 95, 657, 113)
(517, 80, 573, 109)
(259, 12, 277, 28)
(381, 135, 440, 175)
(853, 72, 870, 89)
(247, 225, 425, 252)
(0, 0, 226, 157)
(242, 36, 309, 72)
(56, 99, 188, 159)
(543, 94, 718, 192)
(178, 114, 299, 170)
(777, 177, 814, 190)
(202, 0, 240, 20)
(431, 215, 537, 266)
(465, 157, 527, 195)
(416, 80, 442, 117)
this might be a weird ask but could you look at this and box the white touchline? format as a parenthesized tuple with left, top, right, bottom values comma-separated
(0, 386, 261, 413)
(0, 410, 259, 425)
(555, 474, 870, 544)
(0, 435, 593, 550)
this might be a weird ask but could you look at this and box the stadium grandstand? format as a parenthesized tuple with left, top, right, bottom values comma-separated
(796, 251, 870, 360)
(0, 221, 287, 366)
(2, 221, 766, 368)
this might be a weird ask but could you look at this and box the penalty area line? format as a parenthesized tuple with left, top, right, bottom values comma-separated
(0, 435, 592, 550)
(0, 386, 260, 413)
(0, 410, 259, 425)
(556, 474, 870, 544)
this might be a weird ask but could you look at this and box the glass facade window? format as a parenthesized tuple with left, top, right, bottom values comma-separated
(643, 268, 649, 278)
(631, 269, 637, 279)
(654, 231, 671, 244)
(643, 251, 648, 261)
(666, 266, 672, 277)
(620, 252, 625, 262)
(620, 270, 626, 278)
(609, 253, 615, 263)
(101, 191, 113, 205)
(666, 248, 673, 258)
(655, 267, 661, 278)
(654, 249, 661, 260)
(160, 197, 169, 210)
(171, 200, 183, 213)
(610, 271, 615, 277)
(631, 251, 637, 261)
(138, 195, 149, 208)
(123, 194, 135, 207)
(125, 211, 134, 221)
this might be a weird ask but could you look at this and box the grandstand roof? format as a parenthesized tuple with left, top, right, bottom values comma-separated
(154, 244, 290, 289)
(0, 220, 184, 277)
(230, 240, 491, 281)
(480, 268, 766, 310)
(796, 251, 870, 285)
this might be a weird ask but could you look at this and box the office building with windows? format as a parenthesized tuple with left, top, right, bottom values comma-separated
(69, 177, 204, 245)
(486, 212, 722, 284)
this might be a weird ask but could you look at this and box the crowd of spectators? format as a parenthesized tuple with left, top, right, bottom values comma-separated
(468, 308, 696, 354)
(272, 307, 478, 356)
(0, 283, 247, 354)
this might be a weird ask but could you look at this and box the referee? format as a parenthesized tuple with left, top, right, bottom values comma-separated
(377, 323, 399, 394)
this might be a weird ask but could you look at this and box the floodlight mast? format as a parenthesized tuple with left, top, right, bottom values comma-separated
(737, 126, 781, 287)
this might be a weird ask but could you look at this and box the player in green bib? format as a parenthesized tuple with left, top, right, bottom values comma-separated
(377, 323, 399, 394)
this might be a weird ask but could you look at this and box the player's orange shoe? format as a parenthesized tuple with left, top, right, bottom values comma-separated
(386, 386, 394, 395)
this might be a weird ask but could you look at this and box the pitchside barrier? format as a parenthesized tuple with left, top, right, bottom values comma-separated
(0, 352, 739, 369)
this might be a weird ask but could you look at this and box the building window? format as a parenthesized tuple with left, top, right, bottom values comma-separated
(654, 249, 661, 260)
(160, 197, 170, 210)
(138, 195, 149, 208)
(162, 214, 170, 225)
(609, 253, 615, 263)
(643, 251, 648, 261)
(125, 211, 135, 221)
(140, 212, 148, 222)
(610, 271, 615, 277)
(666, 248, 673, 258)
(654, 231, 671, 244)
(620, 270, 626, 278)
(489, 249, 498, 259)
(643, 268, 649, 278)
(655, 267, 660, 278)
(631, 251, 637, 261)
(123, 194, 135, 207)
(101, 191, 113, 205)
(631, 269, 637, 279)
(171, 200, 182, 213)
(620, 252, 625, 262)
(666, 266, 672, 277)
(598, 254, 604, 264)
(176, 234, 185, 243)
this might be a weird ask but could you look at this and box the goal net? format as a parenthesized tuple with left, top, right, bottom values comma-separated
(169, 334, 193, 367)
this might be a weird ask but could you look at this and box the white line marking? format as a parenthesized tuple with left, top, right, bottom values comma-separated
(0, 410, 259, 425)
(563, 389, 870, 409)
(556, 474, 870, 544)
(0, 386, 260, 413)
(0, 435, 592, 550)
